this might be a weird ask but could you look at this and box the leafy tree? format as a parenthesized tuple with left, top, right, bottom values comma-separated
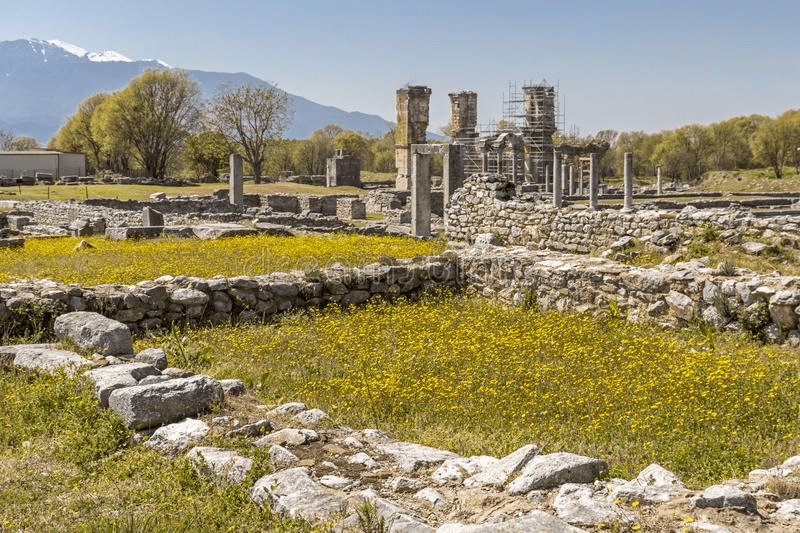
(103, 69, 201, 179)
(653, 125, 711, 182)
(208, 82, 293, 183)
(49, 93, 109, 173)
(0, 129, 14, 150)
(9, 135, 39, 151)
(183, 130, 231, 178)
(749, 112, 800, 179)
(332, 131, 370, 166)
(90, 95, 132, 175)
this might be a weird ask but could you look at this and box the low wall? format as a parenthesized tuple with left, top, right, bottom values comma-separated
(3, 247, 800, 343)
(446, 175, 800, 252)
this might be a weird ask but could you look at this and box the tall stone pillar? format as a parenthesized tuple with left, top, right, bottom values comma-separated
(395, 86, 431, 190)
(589, 153, 599, 210)
(229, 153, 243, 206)
(623, 152, 633, 211)
(579, 162, 585, 195)
(411, 151, 432, 237)
(442, 144, 464, 210)
(656, 166, 663, 195)
(448, 91, 478, 141)
(561, 163, 567, 191)
(553, 151, 562, 208)
(545, 165, 551, 193)
(568, 165, 575, 195)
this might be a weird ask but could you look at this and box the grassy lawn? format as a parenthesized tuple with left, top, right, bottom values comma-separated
(0, 181, 366, 202)
(0, 233, 445, 285)
(136, 296, 800, 489)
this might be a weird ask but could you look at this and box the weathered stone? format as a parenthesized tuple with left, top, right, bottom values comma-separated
(351, 488, 433, 533)
(54, 311, 133, 356)
(348, 452, 378, 470)
(254, 428, 319, 447)
(270, 444, 300, 468)
(269, 402, 308, 417)
(219, 378, 245, 396)
(415, 487, 448, 509)
(107, 375, 223, 429)
(773, 498, 800, 519)
(742, 241, 768, 254)
(665, 290, 695, 321)
(376, 441, 459, 473)
(553, 484, 632, 527)
(319, 474, 353, 490)
(694, 484, 758, 514)
(134, 347, 168, 370)
(463, 444, 538, 488)
(226, 419, 272, 438)
(294, 408, 328, 425)
(144, 418, 209, 454)
(1, 344, 89, 375)
(192, 223, 257, 240)
(250, 467, 348, 522)
(170, 288, 209, 306)
(610, 463, 687, 504)
(86, 362, 161, 407)
(436, 511, 587, 532)
(507, 452, 608, 495)
(432, 455, 499, 485)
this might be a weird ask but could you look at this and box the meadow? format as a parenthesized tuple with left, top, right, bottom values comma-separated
(0, 234, 445, 285)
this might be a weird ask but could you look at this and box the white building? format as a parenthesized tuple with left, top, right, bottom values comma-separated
(0, 150, 86, 179)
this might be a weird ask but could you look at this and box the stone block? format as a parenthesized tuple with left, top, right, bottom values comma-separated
(54, 311, 133, 356)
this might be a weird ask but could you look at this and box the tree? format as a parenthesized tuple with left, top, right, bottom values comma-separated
(749, 112, 800, 179)
(49, 93, 109, 173)
(209, 82, 293, 184)
(332, 131, 370, 166)
(183, 130, 231, 178)
(653, 125, 711, 182)
(9, 135, 39, 151)
(0, 129, 13, 150)
(104, 69, 201, 179)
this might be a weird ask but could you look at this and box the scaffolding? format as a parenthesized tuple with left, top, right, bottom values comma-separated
(449, 80, 562, 183)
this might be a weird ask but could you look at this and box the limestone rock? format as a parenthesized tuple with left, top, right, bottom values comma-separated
(348, 452, 378, 470)
(665, 290, 695, 321)
(610, 463, 687, 504)
(320, 474, 353, 490)
(86, 362, 161, 407)
(742, 241, 768, 255)
(432, 455, 499, 485)
(507, 452, 608, 495)
(270, 444, 300, 468)
(294, 407, 328, 425)
(553, 483, 631, 527)
(773, 498, 800, 519)
(694, 484, 758, 514)
(53, 311, 133, 356)
(144, 418, 209, 454)
(269, 401, 308, 417)
(351, 489, 432, 533)
(192, 223, 257, 240)
(415, 487, 448, 509)
(219, 378, 245, 396)
(463, 444, 538, 488)
(436, 510, 587, 532)
(254, 428, 319, 447)
(376, 441, 459, 473)
(226, 419, 272, 438)
(1, 344, 89, 375)
(107, 375, 224, 429)
(134, 348, 168, 370)
(250, 467, 348, 522)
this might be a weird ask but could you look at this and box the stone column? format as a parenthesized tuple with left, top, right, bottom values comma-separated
(579, 162, 585, 195)
(553, 151, 562, 208)
(411, 151, 431, 237)
(656, 166, 662, 195)
(623, 152, 633, 211)
(545, 165, 551, 193)
(561, 163, 567, 191)
(589, 153, 599, 210)
(568, 165, 575, 196)
(229, 153, 243, 206)
(442, 144, 464, 210)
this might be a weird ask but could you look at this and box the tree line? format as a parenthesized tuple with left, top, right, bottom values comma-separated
(582, 109, 800, 182)
(45, 68, 398, 182)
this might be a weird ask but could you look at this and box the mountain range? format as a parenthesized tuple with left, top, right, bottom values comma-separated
(0, 38, 395, 144)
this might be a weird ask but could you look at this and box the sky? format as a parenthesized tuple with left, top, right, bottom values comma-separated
(3, 0, 799, 137)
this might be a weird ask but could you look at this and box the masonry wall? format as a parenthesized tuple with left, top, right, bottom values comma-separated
(445, 175, 797, 251)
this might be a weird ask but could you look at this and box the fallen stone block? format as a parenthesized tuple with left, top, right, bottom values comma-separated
(144, 418, 209, 454)
(187, 446, 253, 485)
(54, 311, 133, 356)
(254, 428, 319, 447)
(610, 463, 688, 504)
(86, 362, 161, 407)
(432, 455, 499, 485)
(436, 510, 587, 532)
(694, 484, 758, 514)
(463, 444, 538, 488)
(376, 441, 459, 473)
(107, 375, 223, 429)
(250, 467, 348, 522)
(226, 419, 272, 438)
(507, 452, 608, 495)
(554, 483, 632, 527)
(192, 223, 258, 240)
(134, 348, 168, 370)
(1, 343, 90, 375)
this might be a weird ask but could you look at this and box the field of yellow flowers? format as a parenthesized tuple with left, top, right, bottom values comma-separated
(152, 294, 800, 488)
(0, 234, 444, 285)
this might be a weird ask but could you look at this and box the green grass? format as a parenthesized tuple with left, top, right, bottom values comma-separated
(0, 181, 366, 202)
(136, 295, 800, 488)
(0, 233, 445, 285)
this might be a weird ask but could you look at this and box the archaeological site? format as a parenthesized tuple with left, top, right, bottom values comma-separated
(4, 82, 800, 532)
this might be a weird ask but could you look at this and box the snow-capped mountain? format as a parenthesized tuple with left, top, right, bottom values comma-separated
(0, 38, 393, 143)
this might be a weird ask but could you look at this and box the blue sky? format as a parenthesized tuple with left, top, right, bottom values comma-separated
(4, 0, 799, 136)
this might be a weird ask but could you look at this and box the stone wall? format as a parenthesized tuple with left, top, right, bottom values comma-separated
(446, 174, 800, 251)
(4, 246, 800, 343)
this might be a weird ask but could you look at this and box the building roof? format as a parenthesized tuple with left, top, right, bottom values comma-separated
(0, 150, 80, 156)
